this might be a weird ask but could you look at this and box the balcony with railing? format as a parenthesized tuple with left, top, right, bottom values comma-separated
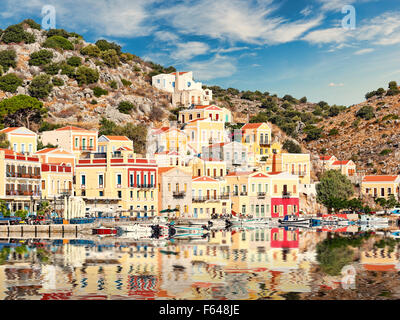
(291, 171, 307, 177)
(219, 193, 230, 200)
(192, 196, 206, 203)
(59, 189, 73, 196)
(259, 140, 270, 147)
(282, 191, 291, 198)
(137, 184, 155, 189)
(6, 171, 40, 179)
(173, 191, 186, 199)
(257, 192, 266, 199)
(80, 146, 95, 151)
(6, 190, 40, 197)
(240, 191, 248, 196)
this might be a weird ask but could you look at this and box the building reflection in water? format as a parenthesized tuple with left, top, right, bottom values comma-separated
(0, 228, 397, 300)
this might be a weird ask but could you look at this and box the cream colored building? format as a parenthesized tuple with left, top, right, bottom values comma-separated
(191, 156, 227, 178)
(0, 127, 37, 154)
(147, 126, 188, 156)
(280, 153, 311, 184)
(179, 105, 232, 124)
(152, 71, 213, 107)
(40, 163, 73, 199)
(183, 118, 226, 155)
(202, 141, 254, 170)
(41, 126, 98, 158)
(330, 160, 356, 177)
(158, 167, 192, 218)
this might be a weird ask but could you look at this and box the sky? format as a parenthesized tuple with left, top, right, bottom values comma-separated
(1, 0, 400, 106)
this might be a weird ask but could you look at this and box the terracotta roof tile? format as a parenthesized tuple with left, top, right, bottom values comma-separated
(241, 123, 264, 130)
(104, 135, 130, 141)
(363, 175, 399, 182)
(332, 160, 351, 166)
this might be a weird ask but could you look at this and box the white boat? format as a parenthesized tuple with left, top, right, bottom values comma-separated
(118, 224, 153, 234)
(231, 218, 272, 226)
(117, 224, 172, 239)
(278, 215, 312, 227)
(359, 215, 388, 225)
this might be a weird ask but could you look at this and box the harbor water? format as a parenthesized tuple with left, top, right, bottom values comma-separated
(0, 226, 399, 300)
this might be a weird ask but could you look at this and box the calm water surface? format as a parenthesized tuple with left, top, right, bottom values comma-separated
(0, 227, 398, 300)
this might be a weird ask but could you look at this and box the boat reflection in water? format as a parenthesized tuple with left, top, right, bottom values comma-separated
(0, 224, 398, 300)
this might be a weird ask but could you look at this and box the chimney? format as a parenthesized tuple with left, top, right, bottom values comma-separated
(272, 153, 277, 173)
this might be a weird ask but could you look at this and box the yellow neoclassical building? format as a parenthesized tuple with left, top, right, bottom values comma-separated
(279, 153, 311, 185)
(147, 126, 188, 156)
(74, 149, 158, 217)
(179, 105, 232, 124)
(241, 123, 272, 161)
(41, 126, 98, 158)
(191, 156, 227, 178)
(0, 127, 37, 154)
(226, 171, 272, 217)
(183, 118, 226, 155)
(191, 176, 231, 218)
(361, 175, 400, 199)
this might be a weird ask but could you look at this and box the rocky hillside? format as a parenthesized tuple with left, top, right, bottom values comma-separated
(303, 87, 400, 175)
(0, 19, 175, 131)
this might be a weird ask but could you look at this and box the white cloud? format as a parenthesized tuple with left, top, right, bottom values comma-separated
(156, 0, 323, 45)
(354, 48, 374, 55)
(186, 54, 237, 80)
(329, 82, 344, 87)
(1, 0, 156, 37)
(154, 31, 179, 43)
(303, 11, 400, 49)
(172, 42, 210, 61)
(301, 6, 313, 17)
(303, 27, 350, 44)
(356, 12, 400, 45)
(212, 47, 250, 53)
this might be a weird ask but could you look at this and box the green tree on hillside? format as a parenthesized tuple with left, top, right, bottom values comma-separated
(0, 50, 17, 71)
(0, 73, 23, 93)
(0, 95, 47, 129)
(28, 74, 53, 99)
(74, 66, 99, 85)
(29, 50, 54, 66)
(1, 24, 35, 44)
(356, 105, 375, 120)
(282, 140, 301, 153)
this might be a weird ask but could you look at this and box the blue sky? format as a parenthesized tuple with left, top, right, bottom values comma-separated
(1, 0, 400, 106)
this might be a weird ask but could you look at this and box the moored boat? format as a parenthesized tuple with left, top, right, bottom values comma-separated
(278, 215, 312, 227)
(92, 227, 117, 235)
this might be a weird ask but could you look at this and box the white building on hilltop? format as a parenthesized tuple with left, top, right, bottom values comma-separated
(152, 71, 213, 107)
